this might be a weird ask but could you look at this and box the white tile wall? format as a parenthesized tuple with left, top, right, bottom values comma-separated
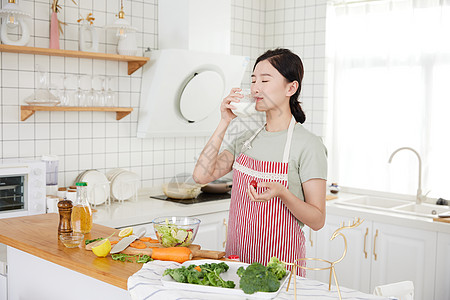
(0, 0, 327, 190)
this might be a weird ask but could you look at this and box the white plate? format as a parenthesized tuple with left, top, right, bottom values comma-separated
(81, 170, 110, 205)
(106, 168, 126, 181)
(161, 259, 290, 299)
(111, 171, 139, 201)
(73, 170, 89, 185)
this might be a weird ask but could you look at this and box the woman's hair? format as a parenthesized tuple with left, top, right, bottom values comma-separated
(253, 48, 306, 124)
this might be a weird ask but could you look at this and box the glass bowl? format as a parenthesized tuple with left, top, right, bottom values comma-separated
(59, 232, 84, 248)
(162, 183, 202, 199)
(152, 216, 201, 247)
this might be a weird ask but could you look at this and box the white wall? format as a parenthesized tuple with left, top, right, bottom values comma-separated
(0, 0, 327, 189)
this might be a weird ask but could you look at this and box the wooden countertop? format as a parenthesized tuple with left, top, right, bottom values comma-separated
(0, 213, 144, 290)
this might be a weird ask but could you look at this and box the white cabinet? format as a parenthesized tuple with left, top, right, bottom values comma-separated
(370, 221, 436, 300)
(315, 214, 436, 300)
(190, 211, 229, 251)
(435, 232, 450, 300)
(0, 274, 6, 300)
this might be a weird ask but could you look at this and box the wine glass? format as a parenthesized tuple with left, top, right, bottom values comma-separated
(105, 76, 117, 107)
(75, 75, 86, 107)
(86, 75, 98, 107)
(98, 76, 106, 106)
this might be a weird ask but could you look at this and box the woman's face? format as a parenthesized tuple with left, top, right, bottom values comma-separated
(251, 60, 296, 113)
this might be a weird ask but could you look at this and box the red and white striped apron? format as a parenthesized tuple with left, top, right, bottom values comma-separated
(226, 116, 306, 275)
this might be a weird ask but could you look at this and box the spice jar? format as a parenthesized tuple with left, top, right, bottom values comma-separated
(58, 199, 73, 235)
(57, 187, 67, 199)
(71, 182, 93, 234)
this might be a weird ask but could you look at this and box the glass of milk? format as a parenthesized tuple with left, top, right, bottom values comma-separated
(232, 89, 257, 118)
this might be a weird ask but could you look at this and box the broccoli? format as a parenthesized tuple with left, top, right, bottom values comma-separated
(267, 256, 287, 280)
(237, 262, 280, 294)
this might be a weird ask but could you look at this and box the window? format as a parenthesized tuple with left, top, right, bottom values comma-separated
(327, 0, 450, 199)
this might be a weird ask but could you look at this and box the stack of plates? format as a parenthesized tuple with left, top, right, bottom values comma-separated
(73, 169, 110, 206)
(106, 168, 140, 201)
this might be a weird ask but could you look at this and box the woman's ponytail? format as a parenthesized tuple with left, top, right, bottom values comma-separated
(290, 99, 306, 123)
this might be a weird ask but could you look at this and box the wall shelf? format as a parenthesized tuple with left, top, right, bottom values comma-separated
(20, 106, 133, 121)
(0, 44, 149, 75)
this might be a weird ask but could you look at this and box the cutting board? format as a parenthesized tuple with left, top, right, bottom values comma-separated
(86, 237, 226, 259)
(433, 217, 450, 224)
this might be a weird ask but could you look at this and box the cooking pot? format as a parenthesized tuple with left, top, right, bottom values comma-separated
(201, 179, 232, 194)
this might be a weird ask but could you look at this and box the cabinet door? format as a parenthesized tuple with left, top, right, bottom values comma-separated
(0, 274, 6, 300)
(435, 232, 450, 300)
(190, 211, 229, 251)
(315, 214, 372, 293)
(370, 222, 436, 300)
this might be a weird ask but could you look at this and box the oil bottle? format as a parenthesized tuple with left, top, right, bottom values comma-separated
(71, 182, 93, 234)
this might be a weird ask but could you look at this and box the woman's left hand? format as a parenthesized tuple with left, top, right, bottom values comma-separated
(247, 181, 287, 202)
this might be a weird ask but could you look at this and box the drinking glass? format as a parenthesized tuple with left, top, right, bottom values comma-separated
(98, 76, 107, 106)
(105, 76, 117, 107)
(75, 75, 87, 107)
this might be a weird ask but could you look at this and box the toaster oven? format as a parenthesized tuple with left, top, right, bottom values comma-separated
(0, 160, 46, 219)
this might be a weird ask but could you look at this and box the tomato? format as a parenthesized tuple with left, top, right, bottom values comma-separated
(250, 180, 257, 188)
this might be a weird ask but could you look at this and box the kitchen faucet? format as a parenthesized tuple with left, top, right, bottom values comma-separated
(388, 147, 425, 205)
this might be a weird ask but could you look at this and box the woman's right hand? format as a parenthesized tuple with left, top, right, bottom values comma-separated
(220, 88, 242, 123)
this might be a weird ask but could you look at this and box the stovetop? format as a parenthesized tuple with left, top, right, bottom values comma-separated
(150, 192, 231, 205)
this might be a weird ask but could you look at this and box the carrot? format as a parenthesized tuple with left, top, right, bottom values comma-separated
(151, 247, 192, 263)
(194, 266, 201, 272)
(110, 241, 119, 245)
(140, 237, 159, 243)
(130, 241, 147, 249)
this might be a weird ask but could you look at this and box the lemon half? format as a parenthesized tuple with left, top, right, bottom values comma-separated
(92, 239, 111, 257)
(118, 227, 133, 238)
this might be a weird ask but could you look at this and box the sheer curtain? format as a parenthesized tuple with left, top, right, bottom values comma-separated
(326, 0, 450, 199)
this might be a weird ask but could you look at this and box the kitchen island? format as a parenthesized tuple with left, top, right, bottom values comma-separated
(0, 213, 389, 300)
(0, 213, 137, 300)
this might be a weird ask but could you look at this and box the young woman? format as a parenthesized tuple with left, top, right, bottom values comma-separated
(193, 48, 327, 272)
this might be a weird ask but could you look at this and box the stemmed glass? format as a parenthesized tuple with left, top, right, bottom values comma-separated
(86, 75, 98, 106)
(98, 76, 107, 106)
(55, 74, 68, 106)
(75, 75, 86, 107)
(105, 76, 117, 107)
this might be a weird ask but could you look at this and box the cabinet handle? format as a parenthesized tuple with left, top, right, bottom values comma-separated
(373, 229, 379, 261)
(363, 227, 368, 259)
(309, 227, 313, 247)
(222, 218, 228, 248)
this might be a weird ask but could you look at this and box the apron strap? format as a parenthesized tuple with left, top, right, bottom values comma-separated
(282, 116, 296, 163)
(241, 116, 297, 163)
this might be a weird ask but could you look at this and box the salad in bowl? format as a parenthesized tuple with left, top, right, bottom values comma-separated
(152, 216, 201, 247)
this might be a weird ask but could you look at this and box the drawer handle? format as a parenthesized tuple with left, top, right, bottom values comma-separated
(222, 218, 228, 248)
(363, 227, 368, 259)
(309, 227, 313, 247)
(373, 229, 379, 261)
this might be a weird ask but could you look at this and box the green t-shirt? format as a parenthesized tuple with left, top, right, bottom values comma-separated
(223, 123, 328, 201)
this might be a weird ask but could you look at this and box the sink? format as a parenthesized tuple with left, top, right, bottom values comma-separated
(393, 203, 450, 217)
(337, 196, 410, 209)
(334, 195, 450, 218)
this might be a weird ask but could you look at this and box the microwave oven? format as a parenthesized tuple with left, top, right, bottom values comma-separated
(0, 160, 46, 219)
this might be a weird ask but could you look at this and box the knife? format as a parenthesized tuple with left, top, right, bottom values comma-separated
(110, 228, 146, 254)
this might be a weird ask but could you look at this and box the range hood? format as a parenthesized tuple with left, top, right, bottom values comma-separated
(137, 0, 249, 138)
